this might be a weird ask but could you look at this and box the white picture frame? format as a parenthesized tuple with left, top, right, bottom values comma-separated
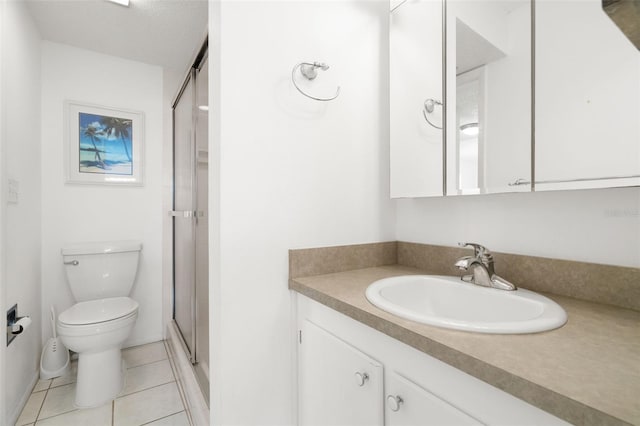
(65, 100, 144, 186)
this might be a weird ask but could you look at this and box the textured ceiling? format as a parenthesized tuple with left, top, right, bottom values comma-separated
(26, 0, 208, 71)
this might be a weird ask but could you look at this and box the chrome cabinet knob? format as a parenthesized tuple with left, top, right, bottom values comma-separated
(354, 372, 369, 387)
(387, 394, 403, 412)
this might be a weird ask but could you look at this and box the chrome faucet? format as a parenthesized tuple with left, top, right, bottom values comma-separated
(454, 243, 517, 291)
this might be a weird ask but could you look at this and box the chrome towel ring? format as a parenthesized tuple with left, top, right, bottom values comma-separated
(292, 62, 340, 102)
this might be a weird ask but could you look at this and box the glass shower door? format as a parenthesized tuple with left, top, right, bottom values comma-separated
(172, 51, 209, 401)
(194, 57, 209, 391)
(173, 71, 196, 359)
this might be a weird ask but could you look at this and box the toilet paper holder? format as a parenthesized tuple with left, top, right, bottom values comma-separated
(7, 304, 31, 346)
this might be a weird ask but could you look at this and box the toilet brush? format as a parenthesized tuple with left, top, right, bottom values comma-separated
(40, 306, 70, 380)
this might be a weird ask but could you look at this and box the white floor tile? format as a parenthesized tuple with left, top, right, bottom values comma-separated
(122, 342, 167, 368)
(50, 361, 77, 388)
(114, 382, 184, 426)
(145, 411, 190, 426)
(15, 391, 46, 425)
(35, 403, 112, 426)
(38, 383, 76, 420)
(121, 359, 175, 396)
(33, 379, 52, 392)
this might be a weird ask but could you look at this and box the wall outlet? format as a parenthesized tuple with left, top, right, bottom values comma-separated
(7, 178, 19, 204)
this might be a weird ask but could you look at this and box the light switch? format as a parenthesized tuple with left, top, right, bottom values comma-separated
(7, 178, 19, 204)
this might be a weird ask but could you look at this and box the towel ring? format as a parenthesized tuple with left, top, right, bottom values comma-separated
(423, 98, 443, 130)
(292, 62, 340, 102)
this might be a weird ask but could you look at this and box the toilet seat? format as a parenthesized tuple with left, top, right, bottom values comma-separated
(58, 297, 139, 338)
(59, 297, 138, 326)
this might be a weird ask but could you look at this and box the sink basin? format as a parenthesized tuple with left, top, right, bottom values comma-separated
(365, 275, 567, 334)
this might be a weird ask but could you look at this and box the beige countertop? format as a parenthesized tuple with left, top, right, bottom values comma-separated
(290, 265, 640, 426)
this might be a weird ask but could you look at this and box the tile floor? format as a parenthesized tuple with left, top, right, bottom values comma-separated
(15, 341, 191, 426)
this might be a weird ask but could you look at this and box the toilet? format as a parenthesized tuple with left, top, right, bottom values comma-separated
(57, 241, 142, 408)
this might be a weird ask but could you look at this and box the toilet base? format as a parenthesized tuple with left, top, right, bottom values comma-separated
(74, 348, 125, 408)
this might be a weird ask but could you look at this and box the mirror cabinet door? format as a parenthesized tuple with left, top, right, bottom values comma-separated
(535, 0, 640, 190)
(390, 0, 444, 198)
(389, 0, 638, 198)
(445, 0, 532, 195)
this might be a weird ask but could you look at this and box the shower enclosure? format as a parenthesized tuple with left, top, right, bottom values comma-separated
(171, 41, 209, 401)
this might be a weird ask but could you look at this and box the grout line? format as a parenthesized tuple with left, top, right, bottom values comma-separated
(112, 400, 115, 426)
(49, 379, 76, 390)
(33, 407, 80, 423)
(118, 378, 176, 399)
(36, 407, 78, 423)
(138, 410, 185, 426)
(115, 381, 177, 400)
(34, 388, 48, 423)
(31, 379, 53, 394)
(123, 357, 169, 370)
(125, 357, 169, 371)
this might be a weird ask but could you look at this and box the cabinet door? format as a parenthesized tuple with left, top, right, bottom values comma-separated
(386, 372, 483, 426)
(298, 319, 384, 426)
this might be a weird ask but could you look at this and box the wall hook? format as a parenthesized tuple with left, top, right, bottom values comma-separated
(423, 98, 443, 130)
(292, 62, 340, 102)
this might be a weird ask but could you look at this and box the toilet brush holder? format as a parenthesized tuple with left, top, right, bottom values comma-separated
(40, 306, 70, 380)
(40, 337, 70, 380)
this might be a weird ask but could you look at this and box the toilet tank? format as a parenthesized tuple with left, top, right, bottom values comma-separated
(61, 241, 142, 302)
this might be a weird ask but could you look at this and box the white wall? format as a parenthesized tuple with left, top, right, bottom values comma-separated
(40, 42, 164, 347)
(209, 1, 395, 424)
(1, 1, 43, 423)
(396, 187, 640, 268)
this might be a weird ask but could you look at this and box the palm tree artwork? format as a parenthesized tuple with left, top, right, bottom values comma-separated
(78, 112, 133, 176)
(101, 116, 133, 162)
(82, 123, 107, 170)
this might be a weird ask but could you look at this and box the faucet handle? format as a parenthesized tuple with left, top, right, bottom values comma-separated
(458, 242, 489, 257)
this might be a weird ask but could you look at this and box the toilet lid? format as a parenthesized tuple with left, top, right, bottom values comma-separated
(59, 297, 138, 325)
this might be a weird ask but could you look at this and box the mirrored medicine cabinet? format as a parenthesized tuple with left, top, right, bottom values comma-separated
(390, 0, 640, 198)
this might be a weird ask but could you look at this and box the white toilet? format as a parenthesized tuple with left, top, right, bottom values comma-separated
(57, 241, 142, 408)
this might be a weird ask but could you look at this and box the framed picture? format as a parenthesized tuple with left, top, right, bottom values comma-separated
(65, 100, 144, 185)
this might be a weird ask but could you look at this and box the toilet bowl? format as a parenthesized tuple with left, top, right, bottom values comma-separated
(57, 297, 138, 408)
(57, 241, 142, 408)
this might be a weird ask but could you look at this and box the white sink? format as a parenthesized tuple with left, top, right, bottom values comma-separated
(365, 275, 567, 334)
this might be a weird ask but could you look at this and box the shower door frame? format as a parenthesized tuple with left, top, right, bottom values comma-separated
(170, 39, 208, 373)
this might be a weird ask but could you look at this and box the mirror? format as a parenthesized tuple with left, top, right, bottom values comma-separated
(445, 0, 531, 195)
(390, 0, 444, 198)
(389, 0, 638, 198)
(389, 0, 531, 198)
(535, 0, 640, 190)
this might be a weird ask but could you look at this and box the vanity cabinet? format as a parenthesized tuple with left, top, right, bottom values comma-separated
(298, 319, 384, 426)
(296, 294, 569, 426)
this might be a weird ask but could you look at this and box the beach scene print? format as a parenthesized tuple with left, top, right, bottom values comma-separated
(78, 112, 133, 175)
